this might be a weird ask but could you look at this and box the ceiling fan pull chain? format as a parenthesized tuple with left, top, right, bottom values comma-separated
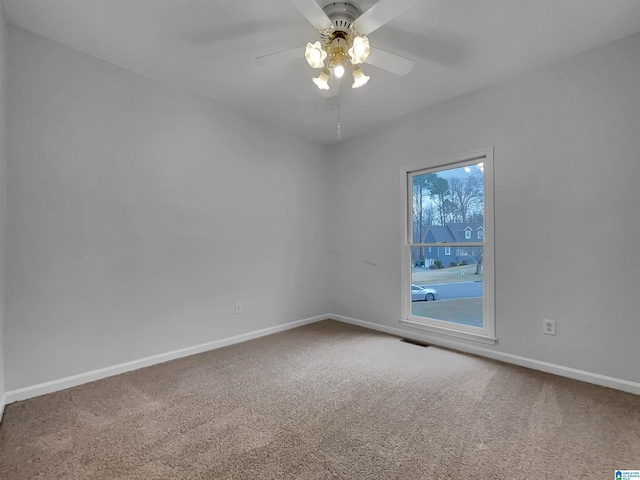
(336, 101, 342, 141)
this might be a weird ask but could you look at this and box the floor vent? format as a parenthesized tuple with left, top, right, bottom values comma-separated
(401, 338, 431, 348)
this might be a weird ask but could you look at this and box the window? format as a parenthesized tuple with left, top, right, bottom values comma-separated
(402, 148, 495, 344)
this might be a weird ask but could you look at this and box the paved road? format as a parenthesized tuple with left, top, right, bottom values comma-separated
(416, 281, 482, 300)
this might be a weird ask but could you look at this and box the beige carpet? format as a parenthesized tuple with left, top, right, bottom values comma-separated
(1, 320, 639, 479)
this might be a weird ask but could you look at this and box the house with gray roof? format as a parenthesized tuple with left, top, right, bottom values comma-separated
(417, 221, 484, 267)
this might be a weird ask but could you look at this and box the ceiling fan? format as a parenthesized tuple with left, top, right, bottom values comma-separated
(256, 0, 421, 96)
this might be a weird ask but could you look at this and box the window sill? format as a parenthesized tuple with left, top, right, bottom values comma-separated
(399, 318, 497, 345)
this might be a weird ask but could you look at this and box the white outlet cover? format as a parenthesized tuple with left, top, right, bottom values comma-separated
(543, 319, 556, 335)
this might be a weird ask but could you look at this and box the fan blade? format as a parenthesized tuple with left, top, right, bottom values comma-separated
(289, 0, 333, 31)
(255, 47, 301, 65)
(355, 0, 422, 35)
(365, 48, 415, 76)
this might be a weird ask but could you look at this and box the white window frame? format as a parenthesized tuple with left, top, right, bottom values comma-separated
(400, 148, 496, 344)
(444, 246, 451, 256)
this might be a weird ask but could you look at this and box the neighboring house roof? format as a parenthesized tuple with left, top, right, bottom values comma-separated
(425, 225, 456, 243)
(447, 223, 484, 242)
(425, 222, 484, 243)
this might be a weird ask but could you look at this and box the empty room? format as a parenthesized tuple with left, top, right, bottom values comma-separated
(0, 0, 639, 478)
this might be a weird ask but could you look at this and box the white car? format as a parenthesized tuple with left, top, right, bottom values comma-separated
(411, 284, 438, 302)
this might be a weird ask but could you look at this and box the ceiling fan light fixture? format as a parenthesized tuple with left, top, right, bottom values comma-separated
(328, 36, 347, 78)
(312, 69, 331, 90)
(351, 66, 370, 88)
(305, 41, 327, 68)
(348, 35, 370, 64)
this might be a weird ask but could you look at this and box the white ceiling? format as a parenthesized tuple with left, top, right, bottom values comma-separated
(3, 0, 640, 144)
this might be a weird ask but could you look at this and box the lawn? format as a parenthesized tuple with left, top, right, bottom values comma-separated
(412, 264, 482, 285)
(411, 297, 483, 327)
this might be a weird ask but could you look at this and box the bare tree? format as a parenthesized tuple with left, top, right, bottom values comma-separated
(412, 175, 434, 263)
(475, 251, 483, 275)
(426, 174, 449, 225)
(448, 173, 483, 223)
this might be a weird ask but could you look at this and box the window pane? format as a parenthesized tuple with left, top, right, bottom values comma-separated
(410, 246, 483, 328)
(412, 163, 484, 239)
(405, 152, 493, 342)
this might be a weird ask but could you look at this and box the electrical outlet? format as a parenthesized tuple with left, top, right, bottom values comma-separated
(235, 303, 242, 314)
(543, 319, 556, 336)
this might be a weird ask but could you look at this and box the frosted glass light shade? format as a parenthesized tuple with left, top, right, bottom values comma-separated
(312, 69, 331, 90)
(352, 66, 370, 88)
(348, 35, 370, 65)
(305, 41, 327, 68)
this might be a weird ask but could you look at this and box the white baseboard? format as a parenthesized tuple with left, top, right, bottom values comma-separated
(330, 313, 640, 396)
(0, 393, 6, 423)
(5, 314, 331, 404)
(5, 312, 639, 406)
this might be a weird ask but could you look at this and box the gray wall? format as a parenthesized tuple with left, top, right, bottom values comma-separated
(6, 27, 332, 390)
(5, 24, 640, 394)
(328, 32, 640, 384)
(0, 7, 7, 404)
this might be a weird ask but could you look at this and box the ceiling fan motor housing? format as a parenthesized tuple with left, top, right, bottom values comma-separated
(322, 2, 361, 33)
